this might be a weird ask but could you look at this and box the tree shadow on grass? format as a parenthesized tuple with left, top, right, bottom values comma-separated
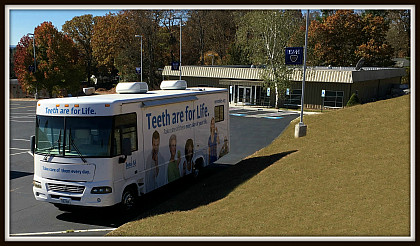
(56, 150, 296, 228)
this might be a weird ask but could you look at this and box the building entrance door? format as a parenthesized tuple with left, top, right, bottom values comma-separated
(237, 86, 252, 105)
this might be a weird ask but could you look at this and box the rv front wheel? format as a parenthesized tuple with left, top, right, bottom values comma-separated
(121, 188, 137, 212)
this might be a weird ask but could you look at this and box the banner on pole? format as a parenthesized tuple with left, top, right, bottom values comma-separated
(135, 67, 141, 74)
(171, 62, 180, 71)
(285, 47, 304, 65)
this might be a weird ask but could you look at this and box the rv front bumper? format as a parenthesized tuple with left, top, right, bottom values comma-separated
(33, 176, 118, 207)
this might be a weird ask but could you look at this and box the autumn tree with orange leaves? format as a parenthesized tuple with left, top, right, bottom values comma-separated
(308, 10, 363, 66)
(13, 35, 35, 94)
(14, 22, 84, 97)
(356, 13, 394, 67)
(92, 10, 169, 88)
(308, 10, 393, 67)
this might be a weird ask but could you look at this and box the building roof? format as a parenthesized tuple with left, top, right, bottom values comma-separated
(163, 66, 406, 84)
(163, 66, 262, 80)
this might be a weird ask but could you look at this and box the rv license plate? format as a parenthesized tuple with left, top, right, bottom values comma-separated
(60, 197, 71, 204)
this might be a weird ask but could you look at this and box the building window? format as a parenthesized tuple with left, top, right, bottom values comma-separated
(285, 89, 302, 106)
(214, 105, 224, 123)
(324, 91, 344, 108)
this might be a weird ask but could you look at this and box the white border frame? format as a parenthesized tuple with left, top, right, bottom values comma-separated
(5, 4, 415, 242)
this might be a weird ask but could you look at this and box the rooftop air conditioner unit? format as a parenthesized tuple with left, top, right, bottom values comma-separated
(160, 80, 187, 90)
(116, 82, 148, 94)
(83, 87, 95, 95)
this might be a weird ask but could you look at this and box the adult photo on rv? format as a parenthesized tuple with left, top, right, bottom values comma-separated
(145, 130, 166, 193)
(183, 139, 195, 176)
(208, 117, 220, 164)
(167, 134, 181, 183)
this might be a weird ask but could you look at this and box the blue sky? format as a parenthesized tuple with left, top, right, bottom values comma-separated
(7, 7, 307, 46)
(8, 6, 412, 46)
(8, 9, 120, 46)
(6, 6, 318, 46)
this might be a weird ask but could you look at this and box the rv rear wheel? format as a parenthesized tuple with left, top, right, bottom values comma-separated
(192, 158, 204, 179)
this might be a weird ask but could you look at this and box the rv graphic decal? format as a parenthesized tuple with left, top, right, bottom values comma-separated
(45, 106, 97, 115)
(125, 158, 137, 170)
(42, 165, 91, 175)
(146, 103, 209, 130)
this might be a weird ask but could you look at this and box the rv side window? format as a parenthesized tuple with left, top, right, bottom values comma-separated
(214, 105, 224, 123)
(113, 113, 138, 156)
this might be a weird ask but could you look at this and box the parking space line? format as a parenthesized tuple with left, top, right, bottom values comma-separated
(10, 116, 35, 119)
(13, 139, 31, 142)
(10, 119, 35, 123)
(10, 151, 32, 156)
(11, 148, 30, 151)
(10, 106, 36, 110)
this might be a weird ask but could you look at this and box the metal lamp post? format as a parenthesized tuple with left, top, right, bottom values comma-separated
(173, 17, 182, 80)
(300, 10, 309, 124)
(295, 9, 309, 138)
(28, 33, 37, 99)
(135, 35, 143, 82)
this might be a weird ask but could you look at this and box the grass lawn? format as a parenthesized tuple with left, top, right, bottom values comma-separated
(107, 95, 411, 237)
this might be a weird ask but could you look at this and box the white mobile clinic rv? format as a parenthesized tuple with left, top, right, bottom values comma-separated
(31, 81, 229, 211)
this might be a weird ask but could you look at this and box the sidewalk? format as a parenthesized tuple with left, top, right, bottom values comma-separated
(228, 103, 321, 115)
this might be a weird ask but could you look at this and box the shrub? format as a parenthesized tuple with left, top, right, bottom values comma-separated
(347, 92, 360, 107)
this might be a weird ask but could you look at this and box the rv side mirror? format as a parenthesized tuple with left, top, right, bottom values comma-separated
(30, 135, 35, 154)
(119, 138, 132, 163)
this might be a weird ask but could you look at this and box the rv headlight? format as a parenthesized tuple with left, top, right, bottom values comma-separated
(33, 180, 42, 189)
(91, 186, 112, 194)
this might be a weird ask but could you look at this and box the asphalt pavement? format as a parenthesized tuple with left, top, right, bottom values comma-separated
(8, 100, 300, 239)
(215, 105, 300, 165)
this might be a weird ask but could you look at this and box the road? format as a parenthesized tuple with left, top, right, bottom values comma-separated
(8, 100, 299, 238)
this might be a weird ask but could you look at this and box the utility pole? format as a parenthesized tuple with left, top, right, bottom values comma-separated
(135, 35, 143, 82)
(173, 17, 182, 80)
(295, 9, 309, 138)
(28, 33, 37, 99)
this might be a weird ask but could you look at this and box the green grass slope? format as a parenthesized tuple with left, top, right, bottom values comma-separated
(108, 95, 411, 237)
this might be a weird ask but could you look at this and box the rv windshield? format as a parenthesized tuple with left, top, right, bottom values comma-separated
(36, 116, 113, 157)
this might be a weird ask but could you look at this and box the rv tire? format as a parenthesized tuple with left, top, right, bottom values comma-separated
(193, 158, 204, 179)
(120, 186, 137, 213)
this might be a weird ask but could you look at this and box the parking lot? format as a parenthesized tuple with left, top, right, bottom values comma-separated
(8, 100, 299, 238)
